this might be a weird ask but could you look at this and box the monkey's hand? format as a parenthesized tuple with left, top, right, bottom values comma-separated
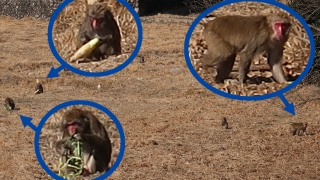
(71, 133, 84, 141)
(55, 139, 72, 156)
(93, 34, 113, 42)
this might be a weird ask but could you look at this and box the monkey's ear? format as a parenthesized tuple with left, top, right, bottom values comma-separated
(104, 10, 113, 20)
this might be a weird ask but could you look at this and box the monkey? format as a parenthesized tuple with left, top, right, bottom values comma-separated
(4, 98, 15, 111)
(34, 79, 43, 94)
(199, 14, 291, 85)
(55, 108, 112, 176)
(290, 122, 308, 136)
(139, 55, 145, 63)
(221, 117, 230, 129)
(77, 3, 121, 62)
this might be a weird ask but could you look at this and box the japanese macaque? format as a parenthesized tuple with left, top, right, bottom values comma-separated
(199, 14, 291, 85)
(77, 3, 121, 61)
(4, 98, 15, 110)
(55, 108, 112, 176)
(34, 79, 43, 94)
(221, 117, 230, 129)
(290, 122, 307, 136)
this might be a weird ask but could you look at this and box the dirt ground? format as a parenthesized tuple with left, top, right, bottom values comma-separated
(0, 11, 320, 180)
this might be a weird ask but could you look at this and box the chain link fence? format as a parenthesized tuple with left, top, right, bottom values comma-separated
(0, 0, 64, 19)
(0, 0, 193, 18)
(0, 0, 139, 19)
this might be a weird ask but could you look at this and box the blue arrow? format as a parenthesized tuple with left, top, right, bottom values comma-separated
(46, 65, 64, 78)
(19, 115, 37, 132)
(278, 94, 295, 116)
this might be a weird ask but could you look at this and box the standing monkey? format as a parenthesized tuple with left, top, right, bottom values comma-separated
(77, 3, 121, 61)
(290, 122, 307, 136)
(55, 108, 112, 176)
(199, 14, 291, 85)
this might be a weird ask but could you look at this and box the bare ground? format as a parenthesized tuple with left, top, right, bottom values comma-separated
(0, 14, 320, 180)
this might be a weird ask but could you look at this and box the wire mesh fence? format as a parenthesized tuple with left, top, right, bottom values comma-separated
(0, 0, 139, 19)
(0, 0, 64, 19)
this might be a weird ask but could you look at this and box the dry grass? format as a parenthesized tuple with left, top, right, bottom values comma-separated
(0, 3, 319, 180)
(189, 2, 311, 96)
(53, 0, 138, 72)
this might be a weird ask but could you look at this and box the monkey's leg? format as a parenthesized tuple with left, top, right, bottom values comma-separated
(113, 39, 122, 56)
(82, 153, 96, 175)
(96, 43, 111, 59)
(238, 53, 254, 84)
(292, 129, 297, 136)
(297, 129, 302, 136)
(267, 49, 287, 83)
(199, 54, 216, 72)
(215, 54, 236, 83)
(80, 134, 111, 172)
(81, 47, 104, 61)
(208, 37, 236, 84)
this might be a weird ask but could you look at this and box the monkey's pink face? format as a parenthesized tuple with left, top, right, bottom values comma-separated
(91, 18, 99, 29)
(66, 122, 78, 135)
(273, 21, 290, 40)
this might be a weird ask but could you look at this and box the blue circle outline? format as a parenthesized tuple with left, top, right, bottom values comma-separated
(184, 0, 315, 101)
(34, 100, 126, 180)
(48, 0, 143, 77)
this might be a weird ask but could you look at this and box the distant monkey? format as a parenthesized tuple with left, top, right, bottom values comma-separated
(139, 55, 145, 63)
(290, 122, 307, 136)
(55, 108, 112, 176)
(199, 14, 291, 85)
(77, 3, 121, 61)
(34, 79, 43, 94)
(221, 117, 230, 129)
(4, 98, 15, 110)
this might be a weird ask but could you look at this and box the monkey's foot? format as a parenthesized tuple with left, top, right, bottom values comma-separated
(76, 58, 93, 63)
(81, 168, 91, 176)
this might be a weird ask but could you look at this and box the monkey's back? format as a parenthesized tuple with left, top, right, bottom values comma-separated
(87, 112, 112, 171)
(87, 111, 112, 140)
(204, 15, 270, 52)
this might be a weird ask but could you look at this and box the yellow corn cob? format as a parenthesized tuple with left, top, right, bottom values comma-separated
(69, 38, 100, 62)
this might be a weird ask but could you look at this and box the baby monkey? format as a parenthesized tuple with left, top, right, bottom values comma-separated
(55, 108, 112, 176)
(77, 3, 121, 61)
(290, 122, 307, 136)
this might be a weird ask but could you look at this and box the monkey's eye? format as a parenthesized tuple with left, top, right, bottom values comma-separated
(65, 122, 78, 128)
(275, 22, 289, 33)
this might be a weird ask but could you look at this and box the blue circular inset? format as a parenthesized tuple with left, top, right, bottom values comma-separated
(34, 100, 126, 180)
(48, 0, 143, 77)
(184, 0, 315, 101)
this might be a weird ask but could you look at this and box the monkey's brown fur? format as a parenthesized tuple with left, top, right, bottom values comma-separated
(290, 122, 307, 136)
(199, 14, 291, 85)
(55, 108, 112, 175)
(77, 3, 121, 61)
